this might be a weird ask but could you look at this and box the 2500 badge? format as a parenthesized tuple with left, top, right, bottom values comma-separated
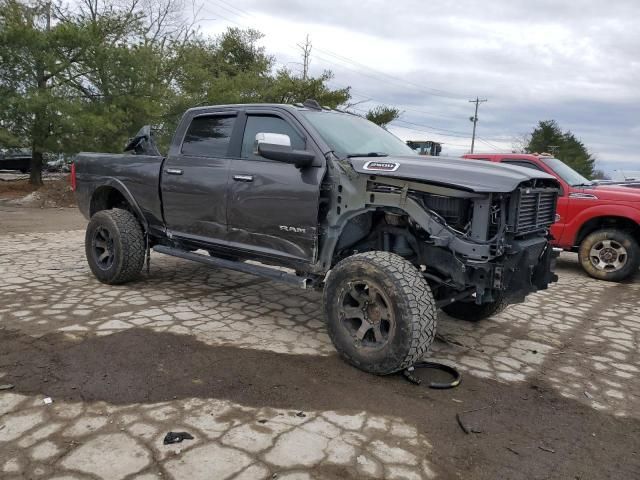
(363, 161, 399, 172)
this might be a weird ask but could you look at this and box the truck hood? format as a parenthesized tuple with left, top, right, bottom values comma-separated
(580, 184, 640, 203)
(348, 155, 558, 193)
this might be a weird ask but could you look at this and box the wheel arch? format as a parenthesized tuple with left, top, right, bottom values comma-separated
(321, 207, 418, 270)
(89, 179, 148, 231)
(575, 215, 640, 247)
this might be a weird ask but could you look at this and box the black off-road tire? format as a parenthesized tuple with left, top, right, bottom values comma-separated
(442, 294, 509, 322)
(578, 229, 640, 282)
(323, 251, 436, 375)
(85, 208, 145, 285)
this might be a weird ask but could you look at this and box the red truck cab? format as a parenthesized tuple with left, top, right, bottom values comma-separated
(463, 153, 640, 281)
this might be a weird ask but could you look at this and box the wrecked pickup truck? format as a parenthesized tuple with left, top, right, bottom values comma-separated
(73, 100, 559, 374)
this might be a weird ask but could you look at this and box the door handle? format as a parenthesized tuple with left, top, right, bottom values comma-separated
(165, 168, 183, 175)
(233, 175, 254, 182)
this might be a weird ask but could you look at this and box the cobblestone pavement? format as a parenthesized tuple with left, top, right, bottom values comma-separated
(1, 223, 639, 479)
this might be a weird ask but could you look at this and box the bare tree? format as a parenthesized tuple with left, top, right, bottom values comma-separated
(511, 132, 531, 153)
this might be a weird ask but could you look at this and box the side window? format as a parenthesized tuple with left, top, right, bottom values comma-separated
(502, 160, 544, 171)
(241, 115, 305, 160)
(181, 115, 236, 157)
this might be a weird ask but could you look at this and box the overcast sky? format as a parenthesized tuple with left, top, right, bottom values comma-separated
(197, 0, 639, 174)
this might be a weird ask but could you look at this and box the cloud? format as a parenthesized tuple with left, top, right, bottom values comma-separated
(199, 0, 640, 171)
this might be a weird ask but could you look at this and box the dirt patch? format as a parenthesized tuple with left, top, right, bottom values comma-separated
(1, 328, 638, 479)
(0, 204, 86, 233)
(0, 175, 75, 207)
(0, 177, 36, 199)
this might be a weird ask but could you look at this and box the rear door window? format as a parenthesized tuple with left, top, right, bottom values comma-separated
(241, 115, 305, 160)
(181, 115, 236, 157)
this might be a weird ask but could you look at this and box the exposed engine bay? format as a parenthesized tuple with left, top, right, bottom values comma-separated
(330, 175, 559, 308)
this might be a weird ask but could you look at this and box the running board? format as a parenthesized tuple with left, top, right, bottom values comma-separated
(153, 245, 310, 288)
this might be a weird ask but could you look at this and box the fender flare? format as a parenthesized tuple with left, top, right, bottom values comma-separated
(90, 178, 149, 232)
(566, 204, 640, 244)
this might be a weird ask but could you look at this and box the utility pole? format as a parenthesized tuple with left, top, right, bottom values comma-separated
(297, 34, 312, 80)
(468, 97, 487, 153)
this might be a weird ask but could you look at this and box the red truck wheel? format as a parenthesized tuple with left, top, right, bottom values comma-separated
(578, 229, 640, 282)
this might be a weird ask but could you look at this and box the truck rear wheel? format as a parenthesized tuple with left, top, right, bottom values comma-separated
(578, 229, 639, 282)
(85, 208, 145, 285)
(442, 294, 508, 322)
(324, 251, 436, 375)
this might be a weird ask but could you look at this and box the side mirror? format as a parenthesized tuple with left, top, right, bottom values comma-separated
(255, 132, 314, 169)
(254, 132, 291, 148)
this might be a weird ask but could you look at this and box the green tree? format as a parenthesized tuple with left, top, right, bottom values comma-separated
(591, 169, 610, 180)
(366, 105, 400, 127)
(1, 1, 352, 185)
(0, 0, 168, 184)
(526, 120, 595, 178)
(161, 28, 350, 145)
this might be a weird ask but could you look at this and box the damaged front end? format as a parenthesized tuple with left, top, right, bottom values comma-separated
(354, 175, 560, 307)
(414, 178, 559, 306)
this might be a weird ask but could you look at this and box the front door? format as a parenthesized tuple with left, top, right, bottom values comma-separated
(161, 112, 238, 243)
(552, 185, 570, 244)
(226, 111, 325, 263)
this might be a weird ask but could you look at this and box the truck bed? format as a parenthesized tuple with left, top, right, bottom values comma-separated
(74, 152, 165, 229)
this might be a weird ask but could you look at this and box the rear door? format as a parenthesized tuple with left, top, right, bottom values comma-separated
(226, 109, 325, 263)
(161, 111, 240, 243)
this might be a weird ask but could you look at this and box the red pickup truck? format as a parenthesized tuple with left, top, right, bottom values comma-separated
(463, 153, 640, 282)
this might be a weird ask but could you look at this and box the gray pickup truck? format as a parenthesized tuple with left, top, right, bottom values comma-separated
(74, 100, 559, 374)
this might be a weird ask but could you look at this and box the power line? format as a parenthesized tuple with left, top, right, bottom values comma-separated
(392, 118, 473, 138)
(477, 137, 504, 151)
(206, 1, 252, 23)
(313, 46, 466, 100)
(214, 0, 254, 20)
(326, 81, 466, 122)
(201, 1, 468, 102)
(348, 107, 471, 148)
(311, 50, 463, 104)
(197, 2, 505, 151)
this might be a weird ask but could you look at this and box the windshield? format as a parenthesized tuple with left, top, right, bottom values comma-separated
(541, 157, 592, 186)
(301, 110, 416, 158)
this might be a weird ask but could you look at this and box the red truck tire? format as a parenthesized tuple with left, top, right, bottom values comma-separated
(578, 229, 640, 282)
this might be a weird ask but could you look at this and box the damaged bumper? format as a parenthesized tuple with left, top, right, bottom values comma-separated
(453, 236, 559, 305)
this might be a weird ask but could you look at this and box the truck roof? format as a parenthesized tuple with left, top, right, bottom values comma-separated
(465, 153, 557, 161)
(186, 102, 349, 115)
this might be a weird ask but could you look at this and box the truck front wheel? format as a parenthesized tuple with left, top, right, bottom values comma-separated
(324, 251, 436, 375)
(578, 229, 639, 282)
(85, 208, 145, 285)
(442, 294, 508, 322)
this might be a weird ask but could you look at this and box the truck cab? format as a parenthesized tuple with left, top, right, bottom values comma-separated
(464, 153, 640, 281)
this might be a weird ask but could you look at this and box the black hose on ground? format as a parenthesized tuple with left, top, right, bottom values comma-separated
(403, 361, 461, 389)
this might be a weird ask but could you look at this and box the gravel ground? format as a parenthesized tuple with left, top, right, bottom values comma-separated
(0, 206, 639, 480)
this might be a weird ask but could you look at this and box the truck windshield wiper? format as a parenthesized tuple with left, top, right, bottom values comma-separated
(571, 182, 594, 187)
(346, 152, 389, 158)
